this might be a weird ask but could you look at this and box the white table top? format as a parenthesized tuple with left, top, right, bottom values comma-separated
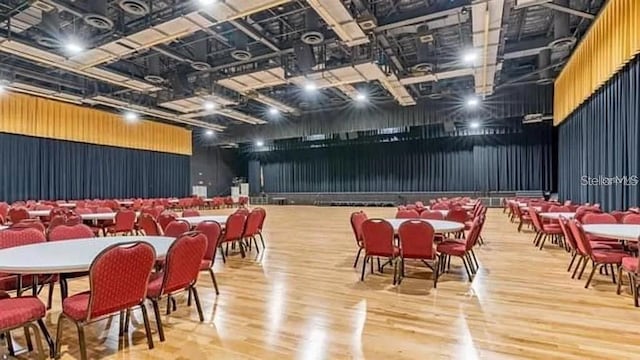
(58, 203, 76, 208)
(462, 205, 475, 210)
(118, 201, 134, 205)
(523, 206, 542, 212)
(29, 210, 52, 217)
(385, 219, 464, 233)
(168, 199, 179, 203)
(583, 224, 640, 242)
(79, 212, 140, 221)
(0, 226, 7, 231)
(0, 236, 175, 274)
(540, 212, 575, 219)
(177, 215, 228, 226)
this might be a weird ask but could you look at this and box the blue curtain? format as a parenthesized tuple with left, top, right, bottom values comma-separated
(558, 55, 640, 211)
(0, 132, 190, 202)
(252, 124, 554, 193)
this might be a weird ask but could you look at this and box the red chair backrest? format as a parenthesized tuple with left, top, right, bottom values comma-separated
(431, 203, 449, 210)
(558, 218, 579, 252)
(48, 215, 67, 232)
(610, 211, 630, 223)
(157, 213, 177, 231)
(445, 209, 468, 223)
(0, 203, 8, 219)
(182, 209, 200, 217)
(581, 213, 617, 224)
(568, 220, 592, 257)
(350, 211, 368, 243)
(163, 220, 190, 238)
(96, 207, 113, 214)
(223, 213, 247, 241)
(244, 209, 263, 237)
(113, 210, 136, 231)
(361, 219, 395, 257)
(420, 211, 444, 220)
(48, 224, 95, 241)
(398, 220, 436, 259)
(464, 217, 483, 251)
(74, 207, 93, 215)
(8, 207, 29, 224)
(11, 219, 46, 234)
(623, 214, 640, 224)
(0, 227, 46, 249)
(138, 214, 161, 236)
(395, 209, 419, 219)
(254, 208, 266, 231)
(158, 232, 207, 295)
(86, 241, 155, 320)
(195, 221, 222, 263)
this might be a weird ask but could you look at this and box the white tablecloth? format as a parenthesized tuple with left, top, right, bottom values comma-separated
(0, 236, 175, 274)
(384, 219, 464, 233)
(582, 224, 640, 242)
(540, 212, 575, 219)
(177, 215, 228, 226)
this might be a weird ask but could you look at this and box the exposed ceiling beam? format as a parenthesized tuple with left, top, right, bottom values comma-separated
(471, 0, 505, 96)
(541, 2, 595, 19)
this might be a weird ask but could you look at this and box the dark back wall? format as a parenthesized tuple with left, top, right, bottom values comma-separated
(190, 145, 244, 196)
(558, 55, 640, 211)
(0, 132, 190, 202)
(248, 123, 554, 194)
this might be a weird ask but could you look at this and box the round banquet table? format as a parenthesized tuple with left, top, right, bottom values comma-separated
(79, 212, 140, 221)
(385, 219, 464, 233)
(29, 210, 51, 217)
(58, 203, 76, 208)
(582, 224, 640, 242)
(540, 212, 575, 219)
(118, 201, 134, 206)
(177, 215, 228, 226)
(0, 236, 175, 275)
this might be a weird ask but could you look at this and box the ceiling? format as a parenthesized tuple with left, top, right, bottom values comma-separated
(0, 0, 606, 136)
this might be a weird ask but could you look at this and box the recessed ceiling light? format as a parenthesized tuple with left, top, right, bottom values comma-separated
(198, 0, 217, 5)
(304, 82, 317, 92)
(124, 111, 138, 122)
(204, 101, 216, 110)
(462, 50, 478, 63)
(268, 107, 279, 115)
(470, 121, 480, 129)
(65, 41, 84, 55)
(205, 129, 214, 136)
(356, 93, 367, 101)
(466, 97, 479, 107)
(255, 140, 264, 147)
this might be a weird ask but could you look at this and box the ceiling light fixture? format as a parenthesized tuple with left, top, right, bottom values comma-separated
(205, 129, 214, 136)
(466, 96, 480, 107)
(268, 107, 279, 115)
(204, 101, 216, 110)
(304, 82, 317, 92)
(255, 140, 264, 147)
(462, 50, 478, 63)
(356, 93, 367, 101)
(65, 41, 84, 55)
(470, 121, 480, 129)
(197, 0, 217, 5)
(124, 111, 139, 122)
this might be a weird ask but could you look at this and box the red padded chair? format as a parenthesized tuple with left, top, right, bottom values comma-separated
(195, 221, 223, 295)
(397, 220, 440, 287)
(350, 211, 368, 268)
(105, 210, 136, 236)
(252, 207, 267, 249)
(0, 295, 50, 359)
(8, 207, 29, 224)
(431, 203, 449, 210)
(146, 232, 207, 342)
(548, 205, 571, 212)
(420, 211, 444, 220)
(243, 209, 264, 253)
(182, 209, 200, 217)
(530, 210, 563, 250)
(47, 224, 95, 302)
(55, 241, 156, 360)
(163, 220, 190, 238)
(395, 209, 419, 219)
(47, 215, 67, 233)
(568, 220, 627, 288)
(157, 213, 177, 232)
(138, 214, 162, 236)
(582, 213, 617, 224)
(623, 214, 640, 224)
(0, 202, 9, 221)
(617, 255, 640, 306)
(436, 217, 483, 281)
(218, 213, 247, 261)
(360, 219, 399, 283)
(512, 205, 532, 232)
(11, 219, 46, 234)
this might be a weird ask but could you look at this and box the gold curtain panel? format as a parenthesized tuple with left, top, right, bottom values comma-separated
(554, 0, 640, 125)
(0, 92, 192, 155)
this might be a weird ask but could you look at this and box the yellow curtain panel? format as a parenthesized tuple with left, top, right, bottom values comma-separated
(554, 0, 640, 125)
(0, 92, 192, 155)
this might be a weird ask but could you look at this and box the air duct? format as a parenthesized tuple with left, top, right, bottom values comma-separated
(119, 0, 150, 16)
(36, 10, 61, 48)
(144, 56, 165, 84)
(549, 0, 576, 50)
(191, 34, 211, 71)
(302, 9, 324, 45)
(231, 32, 252, 61)
(536, 48, 553, 85)
(170, 69, 191, 96)
(85, 0, 114, 30)
(414, 25, 435, 73)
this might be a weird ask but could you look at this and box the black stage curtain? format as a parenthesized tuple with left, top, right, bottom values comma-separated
(252, 125, 554, 193)
(558, 55, 640, 211)
(0, 132, 190, 202)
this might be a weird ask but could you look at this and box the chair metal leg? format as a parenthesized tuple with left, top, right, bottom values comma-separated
(36, 318, 54, 358)
(191, 286, 205, 322)
(258, 232, 266, 248)
(360, 256, 368, 281)
(208, 268, 220, 295)
(617, 266, 624, 294)
(567, 252, 577, 272)
(578, 257, 589, 279)
(47, 282, 54, 310)
(124, 309, 131, 331)
(470, 250, 479, 269)
(219, 245, 226, 263)
(27, 323, 46, 360)
(539, 234, 547, 250)
(139, 304, 155, 349)
(187, 288, 192, 306)
(24, 325, 34, 351)
(118, 311, 125, 336)
(54, 314, 65, 359)
(571, 256, 583, 279)
(461, 256, 473, 281)
(151, 300, 165, 342)
(610, 264, 617, 284)
(585, 263, 598, 288)
(76, 322, 87, 360)
(353, 247, 363, 268)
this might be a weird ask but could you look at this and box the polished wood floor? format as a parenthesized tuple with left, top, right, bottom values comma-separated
(10, 206, 640, 359)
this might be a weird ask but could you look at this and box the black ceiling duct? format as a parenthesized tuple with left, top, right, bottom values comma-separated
(549, 0, 576, 50)
(84, 0, 114, 30)
(144, 56, 165, 84)
(301, 9, 324, 45)
(231, 32, 252, 61)
(536, 48, 553, 85)
(119, 0, 150, 16)
(170, 68, 191, 96)
(293, 41, 316, 73)
(191, 33, 211, 71)
(413, 25, 435, 73)
(36, 10, 62, 48)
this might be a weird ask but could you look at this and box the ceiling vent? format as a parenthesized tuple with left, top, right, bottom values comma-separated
(84, 0, 114, 30)
(549, 0, 576, 51)
(231, 33, 252, 61)
(301, 10, 324, 45)
(190, 34, 211, 70)
(357, 15, 377, 32)
(119, 0, 150, 16)
(413, 25, 435, 73)
(144, 56, 165, 84)
(191, 62, 211, 71)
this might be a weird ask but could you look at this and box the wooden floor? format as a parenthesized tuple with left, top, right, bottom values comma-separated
(10, 206, 640, 359)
